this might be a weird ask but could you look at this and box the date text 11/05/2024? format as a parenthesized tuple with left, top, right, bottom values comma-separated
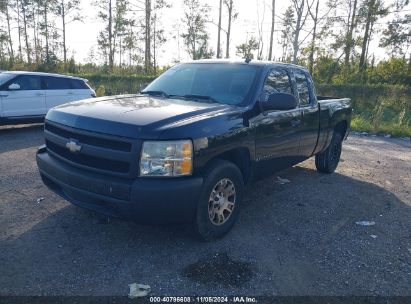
(149, 296, 257, 303)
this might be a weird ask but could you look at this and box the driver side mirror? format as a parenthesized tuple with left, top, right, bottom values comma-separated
(260, 92, 297, 111)
(8, 83, 21, 90)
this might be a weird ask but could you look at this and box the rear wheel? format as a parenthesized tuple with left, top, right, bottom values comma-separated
(315, 132, 343, 174)
(195, 160, 244, 241)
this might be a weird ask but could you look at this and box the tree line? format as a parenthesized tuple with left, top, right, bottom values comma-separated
(0, 0, 83, 71)
(0, 0, 410, 85)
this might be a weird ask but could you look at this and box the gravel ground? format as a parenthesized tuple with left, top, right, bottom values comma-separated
(0, 124, 410, 296)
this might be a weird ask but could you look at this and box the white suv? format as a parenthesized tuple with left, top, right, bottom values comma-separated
(0, 71, 96, 125)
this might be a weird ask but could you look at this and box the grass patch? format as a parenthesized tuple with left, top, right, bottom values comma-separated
(351, 116, 411, 137)
(318, 85, 411, 137)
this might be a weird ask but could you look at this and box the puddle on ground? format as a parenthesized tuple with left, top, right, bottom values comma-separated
(182, 252, 253, 288)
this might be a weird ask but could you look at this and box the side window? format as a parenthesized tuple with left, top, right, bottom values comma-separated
(262, 69, 293, 102)
(70, 79, 89, 89)
(11, 75, 42, 90)
(294, 71, 311, 106)
(45, 77, 71, 90)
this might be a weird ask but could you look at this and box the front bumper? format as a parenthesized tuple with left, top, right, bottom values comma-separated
(36, 146, 203, 223)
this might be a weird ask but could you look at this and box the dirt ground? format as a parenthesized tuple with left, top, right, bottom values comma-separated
(0, 124, 410, 296)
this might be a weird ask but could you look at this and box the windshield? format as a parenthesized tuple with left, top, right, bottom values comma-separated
(143, 63, 259, 105)
(0, 73, 15, 86)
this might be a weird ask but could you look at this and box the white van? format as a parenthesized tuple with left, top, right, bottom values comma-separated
(0, 71, 96, 125)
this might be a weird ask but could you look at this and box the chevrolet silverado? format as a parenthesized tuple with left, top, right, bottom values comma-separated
(36, 60, 352, 240)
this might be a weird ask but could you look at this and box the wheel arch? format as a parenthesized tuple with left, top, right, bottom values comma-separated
(334, 120, 348, 139)
(200, 147, 252, 185)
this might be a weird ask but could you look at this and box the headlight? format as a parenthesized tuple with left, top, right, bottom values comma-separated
(140, 140, 193, 177)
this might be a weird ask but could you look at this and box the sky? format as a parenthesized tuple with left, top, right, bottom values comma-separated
(57, 0, 410, 65)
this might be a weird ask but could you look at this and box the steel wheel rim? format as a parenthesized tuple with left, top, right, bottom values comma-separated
(208, 178, 236, 226)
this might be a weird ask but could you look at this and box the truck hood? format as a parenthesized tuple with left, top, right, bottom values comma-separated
(46, 94, 235, 139)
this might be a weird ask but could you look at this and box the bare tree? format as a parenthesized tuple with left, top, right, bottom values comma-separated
(127, 0, 169, 74)
(307, 0, 319, 73)
(151, 0, 170, 73)
(280, 6, 295, 62)
(144, 0, 151, 74)
(223, 0, 237, 58)
(55, 0, 82, 69)
(95, 0, 114, 68)
(256, 0, 265, 60)
(379, 0, 411, 57)
(268, 0, 276, 61)
(20, 0, 32, 65)
(344, 0, 358, 66)
(95, 0, 131, 71)
(358, 0, 388, 71)
(36, 0, 59, 64)
(15, 0, 23, 59)
(181, 0, 214, 59)
(306, 0, 335, 74)
(216, 0, 222, 58)
(108, 0, 113, 68)
(32, 1, 39, 64)
(0, 0, 15, 63)
(290, 0, 313, 64)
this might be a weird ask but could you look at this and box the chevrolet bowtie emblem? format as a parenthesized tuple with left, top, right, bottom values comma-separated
(66, 139, 82, 153)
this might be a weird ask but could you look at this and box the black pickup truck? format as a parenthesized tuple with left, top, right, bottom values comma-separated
(36, 60, 351, 240)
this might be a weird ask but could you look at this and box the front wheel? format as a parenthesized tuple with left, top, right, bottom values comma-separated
(315, 132, 343, 174)
(195, 160, 244, 241)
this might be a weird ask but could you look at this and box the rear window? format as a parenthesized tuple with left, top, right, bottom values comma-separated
(70, 79, 89, 89)
(294, 71, 311, 106)
(263, 69, 293, 95)
(45, 77, 71, 90)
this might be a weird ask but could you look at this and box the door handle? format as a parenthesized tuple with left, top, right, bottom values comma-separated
(0, 94, 8, 97)
(35, 93, 44, 96)
(67, 92, 74, 95)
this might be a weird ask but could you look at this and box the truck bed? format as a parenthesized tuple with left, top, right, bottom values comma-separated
(315, 96, 352, 154)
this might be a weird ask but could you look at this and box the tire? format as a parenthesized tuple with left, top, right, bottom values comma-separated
(315, 132, 343, 174)
(195, 160, 244, 241)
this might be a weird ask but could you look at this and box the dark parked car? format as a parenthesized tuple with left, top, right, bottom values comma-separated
(36, 60, 352, 240)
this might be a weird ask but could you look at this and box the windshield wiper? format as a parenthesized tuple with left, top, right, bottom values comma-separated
(171, 94, 218, 103)
(140, 90, 169, 98)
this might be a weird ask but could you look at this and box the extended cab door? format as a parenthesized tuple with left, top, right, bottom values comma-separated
(293, 70, 320, 157)
(44, 76, 74, 110)
(0, 75, 46, 117)
(252, 68, 303, 176)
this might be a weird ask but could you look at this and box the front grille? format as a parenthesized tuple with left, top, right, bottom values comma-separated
(46, 140, 129, 173)
(44, 121, 139, 177)
(45, 123, 131, 152)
